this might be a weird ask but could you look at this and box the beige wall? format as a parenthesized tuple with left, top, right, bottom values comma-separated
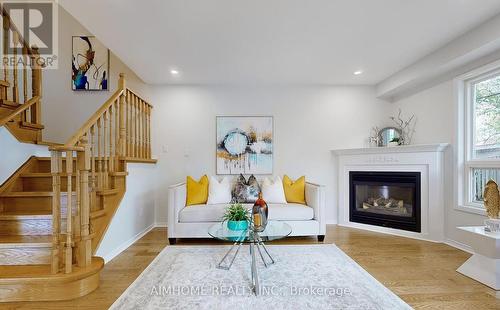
(41, 5, 151, 143)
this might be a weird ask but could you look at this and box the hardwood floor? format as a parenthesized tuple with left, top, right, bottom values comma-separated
(2, 225, 499, 309)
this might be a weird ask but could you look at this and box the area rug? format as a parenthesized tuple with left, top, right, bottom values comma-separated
(110, 244, 411, 309)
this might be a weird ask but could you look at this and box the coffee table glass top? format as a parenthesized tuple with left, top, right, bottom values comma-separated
(208, 221, 292, 243)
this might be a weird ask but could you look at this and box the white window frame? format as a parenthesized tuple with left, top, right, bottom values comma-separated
(455, 60, 500, 216)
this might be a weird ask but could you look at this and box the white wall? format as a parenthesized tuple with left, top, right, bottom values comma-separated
(151, 85, 392, 224)
(0, 128, 49, 185)
(41, 5, 151, 143)
(96, 163, 157, 263)
(389, 80, 487, 248)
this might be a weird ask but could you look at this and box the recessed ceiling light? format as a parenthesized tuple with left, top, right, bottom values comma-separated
(353, 70, 363, 75)
(170, 69, 179, 75)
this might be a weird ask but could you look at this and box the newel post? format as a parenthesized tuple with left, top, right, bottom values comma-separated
(77, 137, 92, 267)
(118, 73, 127, 158)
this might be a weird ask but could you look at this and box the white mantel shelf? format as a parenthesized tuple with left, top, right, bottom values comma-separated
(332, 143, 450, 155)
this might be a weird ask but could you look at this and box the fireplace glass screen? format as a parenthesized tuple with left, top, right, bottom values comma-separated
(349, 171, 421, 232)
(354, 184, 414, 217)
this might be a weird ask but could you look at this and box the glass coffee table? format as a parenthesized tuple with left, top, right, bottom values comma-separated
(208, 221, 292, 295)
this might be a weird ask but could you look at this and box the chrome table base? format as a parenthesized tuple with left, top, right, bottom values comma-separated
(216, 231, 275, 295)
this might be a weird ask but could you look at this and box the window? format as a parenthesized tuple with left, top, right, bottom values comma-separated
(461, 70, 500, 211)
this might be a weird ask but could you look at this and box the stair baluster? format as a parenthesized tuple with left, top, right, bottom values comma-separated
(50, 151, 62, 274)
(65, 151, 73, 273)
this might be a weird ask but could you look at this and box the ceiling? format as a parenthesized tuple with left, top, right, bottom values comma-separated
(60, 0, 500, 85)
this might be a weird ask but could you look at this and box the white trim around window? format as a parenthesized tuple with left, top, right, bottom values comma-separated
(454, 59, 500, 216)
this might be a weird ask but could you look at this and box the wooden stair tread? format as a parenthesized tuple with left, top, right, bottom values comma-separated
(0, 191, 54, 197)
(0, 235, 51, 247)
(20, 121, 45, 130)
(0, 210, 51, 220)
(0, 99, 19, 109)
(20, 172, 76, 177)
(96, 188, 119, 196)
(120, 156, 157, 164)
(109, 171, 128, 176)
(0, 191, 77, 197)
(90, 209, 106, 219)
(0, 257, 104, 281)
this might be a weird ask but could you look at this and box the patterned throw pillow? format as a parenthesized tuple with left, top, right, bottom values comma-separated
(232, 174, 261, 203)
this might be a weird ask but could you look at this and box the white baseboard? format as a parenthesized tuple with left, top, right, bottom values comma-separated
(100, 223, 156, 263)
(444, 238, 474, 254)
(155, 222, 167, 228)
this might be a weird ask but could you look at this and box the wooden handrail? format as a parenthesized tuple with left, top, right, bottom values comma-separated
(0, 96, 39, 127)
(126, 88, 154, 109)
(64, 89, 123, 146)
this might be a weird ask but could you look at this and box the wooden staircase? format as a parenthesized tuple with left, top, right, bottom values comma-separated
(0, 8, 45, 145)
(0, 72, 155, 301)
(0, 9, 156, 300)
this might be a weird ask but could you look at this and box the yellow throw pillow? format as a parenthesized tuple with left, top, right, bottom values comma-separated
(186, 175, 209, 206)
(283, 175, 306, 204)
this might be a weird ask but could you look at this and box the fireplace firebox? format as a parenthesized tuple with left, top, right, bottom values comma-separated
(349, 171, 421, 232)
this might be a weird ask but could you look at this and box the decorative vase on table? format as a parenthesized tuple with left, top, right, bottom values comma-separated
(252, 192, 268, 232)
(227, 220, 249, 231)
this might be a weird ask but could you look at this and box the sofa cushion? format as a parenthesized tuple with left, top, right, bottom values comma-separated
(283, 175, 306, 204)
(232, 174, 260, 203)
(178, 203, 313, 223)
(186, 175, 209, 206)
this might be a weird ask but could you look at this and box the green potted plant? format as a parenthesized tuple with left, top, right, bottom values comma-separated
(222, 203, 250, 231)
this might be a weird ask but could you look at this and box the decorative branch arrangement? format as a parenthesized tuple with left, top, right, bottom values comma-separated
(369, 126, 381, 147)
(389, 109, 417, 145)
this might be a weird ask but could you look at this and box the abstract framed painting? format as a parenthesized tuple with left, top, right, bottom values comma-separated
(216, 116, 273, 175)
(72, 36, 110, 91)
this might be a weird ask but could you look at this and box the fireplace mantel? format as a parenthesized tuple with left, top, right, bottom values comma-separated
(332, 143, 449, 156)
(332, 143, 450, 242)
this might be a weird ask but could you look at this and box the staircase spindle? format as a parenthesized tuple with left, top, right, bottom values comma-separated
(108, 105, 114, 173)
(12, 31, 19, 103)
(30, 46, 42, 126)
(133, 94, 137, 157)
(51, 151, 62, 274)
(127, 91, 132, 157)
(74, 147, 81, 266)
(142, 100, 146, 158)
(89, 125, 97, 211)
(3, 12, 9, 92)
(65, 151, 73, 273)
(97, 117, 103, 189)
(22, 46, 28, 103)
(146, 104, 151, 158)
(139, 97, 142, 158)
(103, 110, 109, 188)
(115, 99, 120, 169)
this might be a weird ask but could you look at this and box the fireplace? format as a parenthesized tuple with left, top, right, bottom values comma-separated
(349, 171, 421, 232)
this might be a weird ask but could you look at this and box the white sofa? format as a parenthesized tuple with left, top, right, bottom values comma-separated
(167, 180, 326, 244)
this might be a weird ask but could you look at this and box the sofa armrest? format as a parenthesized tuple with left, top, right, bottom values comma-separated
(305, 182, 326, 234)
(168, 182, 186, 236)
